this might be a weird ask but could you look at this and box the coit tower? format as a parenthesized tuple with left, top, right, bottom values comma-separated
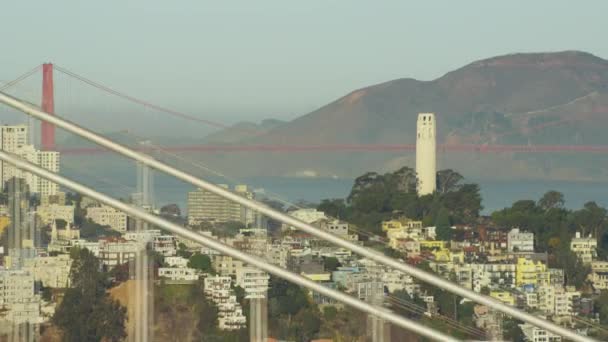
(416, 113, 436, 195)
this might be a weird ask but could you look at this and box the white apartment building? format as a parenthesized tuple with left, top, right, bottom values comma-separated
(570, 232, 597, 264)
(519, 323, 562, 342)
(235, 266, 269, 298)
(538, 285, 580, 317)
(70, 240, 101, 257)
(203, 275, 247, 330)
(36, 204, 75, 226)
(187, 184, 253, 226)
(288, 208, 326, 224)
(165, 256, 189, 268)
(316, 219, 358, 241)
(98, 239, 140, 267)
(213, 255, 244, 277)
(22, 254, 72, 288)
(158, 267, 199, 281)
(86, 205, 128, 232)
(0, 269, 35, 306)
(266, 244, 289, 268)
(589, 261, 608, 290)
(507, 228, 534, 252)
(123, 229, 161, 244)
(153, 235, 177, 256)
(0, 125, 28, 187)
(382, 270, 418, 295)
(0, 126, 60, 197)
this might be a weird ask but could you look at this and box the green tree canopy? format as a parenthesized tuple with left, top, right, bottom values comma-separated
(188, 253, 214, 273)
(53, 248, 126, 342)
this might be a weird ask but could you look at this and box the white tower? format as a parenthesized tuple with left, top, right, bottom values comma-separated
(416, 113, 436, 195)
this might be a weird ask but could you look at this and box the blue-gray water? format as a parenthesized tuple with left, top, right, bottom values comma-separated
(64, 169, 608, 215)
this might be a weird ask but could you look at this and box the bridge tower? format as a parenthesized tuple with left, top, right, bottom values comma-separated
(41, 63, 55, 150)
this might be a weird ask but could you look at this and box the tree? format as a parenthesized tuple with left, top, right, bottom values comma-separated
(53, 248, 126, 342)
(436, 169, 464, 194)
(214, 221, 245, 237)
(188, 253, 214, 273)
(317, 199, 348, 219)
(435, 207, 452, 241)
(538, 190, 565, 211)
(323, 257, 341, 272)
(553, 248, 590, 288)
(597, 291, 608, 323)
(80, 219, 121, 240)
(160, 203, 181, 217)
(177, 242, 193, 258)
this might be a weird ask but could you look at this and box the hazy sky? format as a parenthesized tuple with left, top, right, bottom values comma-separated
(1, 1, 607, 135)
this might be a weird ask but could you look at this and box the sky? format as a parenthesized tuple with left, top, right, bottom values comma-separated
(1, 1, 607, 136)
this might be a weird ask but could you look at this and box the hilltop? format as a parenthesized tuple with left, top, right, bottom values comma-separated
(63, 51, 608, 181)
(190, 51, 608, 180)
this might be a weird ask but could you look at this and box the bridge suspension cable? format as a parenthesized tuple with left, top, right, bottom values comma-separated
(0, 149, 459, 342)
(53, 65, 229, 129)
(0, 90, 596, 342)
(0, 65, 42, 91)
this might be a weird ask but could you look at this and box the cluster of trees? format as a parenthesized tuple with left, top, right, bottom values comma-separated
(318, 167, 482, 238)
(267, 276, 321, 341)
(154, 281, 247, 341)
(492, 191, 607, 287)
(53, 248, 126, 342)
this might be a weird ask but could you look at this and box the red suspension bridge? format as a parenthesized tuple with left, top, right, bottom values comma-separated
(3, 63, 607, 155)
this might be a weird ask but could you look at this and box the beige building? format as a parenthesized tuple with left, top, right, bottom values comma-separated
(187, 184, 253, 226)
(570, 232, 597, 264)
(36, 204, 75, 226)
(86, 205, 128, 232)
(0, 125, 60, 196)
(22, 254, 72, 288)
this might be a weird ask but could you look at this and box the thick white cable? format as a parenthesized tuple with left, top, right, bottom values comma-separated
(0, 149, 458, 342)
(0, 91, 595, 342)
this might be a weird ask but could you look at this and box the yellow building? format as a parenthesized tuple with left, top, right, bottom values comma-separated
(381, 218, 422, 232)
(0, 216, 9, 235)
(301, 272, 331, 282)
(516, 257, 547, 287)
(490, 291, 515, 306)
(420, 240, 447, 250)
(433, 249, 465, 264)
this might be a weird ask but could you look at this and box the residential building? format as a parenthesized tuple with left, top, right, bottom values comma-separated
(0, 125, 28, 186)
(382, 218, 423, 232)
(213, 255, 244, 277)
(22, 254, 72, 288)
(152, 235, 177, 256)
(516, 257, 547, 287)
(490, 291, 515, 306)
(519, 322, 562, 342)
(98, 239, 139, 267)
(316, 219, 358, 241)
(203, 275, 247, 330)
(187, 184, 253, 226)
(165, 256, 189, 268)
(86, 205, 128, 232)
(507, 228, 534, 253)
(235, 266, 269, 298)
(158, 267, 199, 281)
(589, 261, 608, 290)
(570, 232, 597, 264)
(284, 208, 326, 230)
(36, 204, 74, 226)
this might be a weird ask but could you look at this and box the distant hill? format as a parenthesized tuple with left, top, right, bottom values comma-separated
(201, 118, 285, 144)
(62, 51, 608, 181)
(186, 51, 608, 180)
